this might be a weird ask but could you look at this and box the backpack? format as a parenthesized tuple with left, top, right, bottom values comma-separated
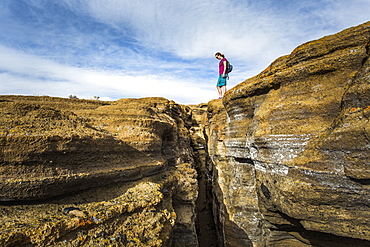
(227, 60, 233, 73)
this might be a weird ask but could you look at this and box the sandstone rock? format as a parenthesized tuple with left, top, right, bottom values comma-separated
(0, 161, 199, 247)
(0, 96, 199, 246)
(0, 96, 193, 201)
(209, 21, 370, 246)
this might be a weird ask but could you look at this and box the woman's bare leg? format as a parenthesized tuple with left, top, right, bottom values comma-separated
(220, 86, 226, 98)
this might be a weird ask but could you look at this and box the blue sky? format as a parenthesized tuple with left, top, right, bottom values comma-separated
(0, 0, 369, 104)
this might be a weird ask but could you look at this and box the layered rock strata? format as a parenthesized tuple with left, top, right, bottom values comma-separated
(0, 96, 199, 246)
(209, 21, 370, 246)
(0, 97, 194, 201)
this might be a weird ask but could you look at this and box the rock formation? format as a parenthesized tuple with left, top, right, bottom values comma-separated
(209, 21, 370, 246)
(0, 97, 199, 246)
(1, 21, 370, 246)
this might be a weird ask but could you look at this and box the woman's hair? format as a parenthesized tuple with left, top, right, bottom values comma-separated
(215, 52, 225, 58)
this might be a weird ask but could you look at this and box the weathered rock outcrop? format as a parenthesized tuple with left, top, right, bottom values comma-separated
(0, 97, 194, 201)
(0, 96, 199, 246)
(208, 21, 370, 246)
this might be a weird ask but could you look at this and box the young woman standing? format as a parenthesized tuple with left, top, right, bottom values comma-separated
(215, 52, 228, 99)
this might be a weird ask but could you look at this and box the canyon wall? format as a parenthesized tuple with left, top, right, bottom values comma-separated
(0, 97, 199, 246)
(208, 21, 370, 246)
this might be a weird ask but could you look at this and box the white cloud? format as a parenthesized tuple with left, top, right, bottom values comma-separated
(1, 0, 369, 104)
(68, 0, 370, 68)
(0, 45, 215, 104)
(78, 0, 283, 60)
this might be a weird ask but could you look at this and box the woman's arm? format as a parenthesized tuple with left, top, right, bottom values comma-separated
(222, 60, 227, 77)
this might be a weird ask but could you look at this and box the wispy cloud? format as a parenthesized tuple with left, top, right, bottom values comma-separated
(0, 45, 214, 103)
(0, 0, 369, 104)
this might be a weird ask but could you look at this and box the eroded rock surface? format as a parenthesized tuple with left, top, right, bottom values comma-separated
(208, 21, 370, 246)
(0, 96, 198, 246)
(0, 97, 193, 201)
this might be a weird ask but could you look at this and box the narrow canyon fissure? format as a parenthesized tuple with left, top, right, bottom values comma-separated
(193, 143, 218, 247)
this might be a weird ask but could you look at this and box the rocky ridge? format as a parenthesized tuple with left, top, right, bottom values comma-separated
(209, 21, 370, 246)
(1, 21, 370, 246)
